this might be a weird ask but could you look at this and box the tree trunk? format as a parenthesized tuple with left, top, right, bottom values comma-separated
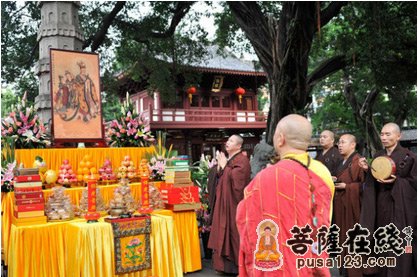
(342, 72, 381, 156)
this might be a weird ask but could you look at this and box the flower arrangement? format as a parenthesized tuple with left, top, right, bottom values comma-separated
(106, 93, 155, 147)
(1, 137, 16, 192)
(1, 92, 50, 149)
(192, 154, 217, 233)
(147, 131, 173, 181)
(148, 157, 166, 181)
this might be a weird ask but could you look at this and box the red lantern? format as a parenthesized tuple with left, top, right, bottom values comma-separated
(235, 87, 245, 104)
(187, 86, 197, 104)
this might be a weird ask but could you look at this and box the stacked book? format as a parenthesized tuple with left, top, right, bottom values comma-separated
(13, 173, 46, 225)
(165, 159, 192, 186)
(162, 157, 201, 211)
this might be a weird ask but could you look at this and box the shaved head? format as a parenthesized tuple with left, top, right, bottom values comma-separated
(321, 130, 335, 140)
(382, 123, 401, 134)
(231, 134, 244, 147)
(274, 114, 312, 154)
(338, 134, 357, 157)
(340, 134, 356, 144)
(381, 122, 401, 151)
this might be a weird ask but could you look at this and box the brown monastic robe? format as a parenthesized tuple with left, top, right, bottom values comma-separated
(208, 151, 251, 274)
(360, 144, 417, 277)
(317, 146, 343, 176)
(334, 152, 364, 277)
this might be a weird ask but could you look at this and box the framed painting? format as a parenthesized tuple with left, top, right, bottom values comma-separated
(50, 49, 104, 143)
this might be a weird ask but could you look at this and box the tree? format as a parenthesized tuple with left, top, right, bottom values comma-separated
(309, 2, 417, 154)
(2, 1, 416, 155)
(226, 2, 348, 145)
(1, 1, 39, 101)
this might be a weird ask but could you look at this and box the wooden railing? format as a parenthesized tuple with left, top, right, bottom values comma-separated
(142, 108, 267, 129)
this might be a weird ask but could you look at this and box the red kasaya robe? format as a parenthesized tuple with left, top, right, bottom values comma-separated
(208, 151, 251, 274)
(334, 152, 364, 277)
(236, 153, 334, 276)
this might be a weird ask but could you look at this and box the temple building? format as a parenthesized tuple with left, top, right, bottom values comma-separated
(117, 46, 268, 161)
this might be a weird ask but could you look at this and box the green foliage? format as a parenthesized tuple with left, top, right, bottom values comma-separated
(310, 2, 416, 134)
(1, 88, 18, 117)
(1, 2, 40, 99)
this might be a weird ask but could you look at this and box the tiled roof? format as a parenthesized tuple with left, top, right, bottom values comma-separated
(401, 129, 417, 141)
(189, 46, 264, 75)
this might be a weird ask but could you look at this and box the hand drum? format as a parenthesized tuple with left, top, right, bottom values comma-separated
(371, 156, 396, 180)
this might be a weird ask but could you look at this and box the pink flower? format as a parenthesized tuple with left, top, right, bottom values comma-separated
(120, 128, 126, 134)
(127, 128, 137, 136)
(116, 132, 121, 137)
(16, 121, 22, 127)
(8, 127, 13, 134)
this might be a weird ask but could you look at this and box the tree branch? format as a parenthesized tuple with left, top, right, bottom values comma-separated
(149, 2, 194, 38)
(83, 1, 127, 51)
(307, 54, 347, 90)
(228, 2, 273, 67)
(320, 1, 348, 28)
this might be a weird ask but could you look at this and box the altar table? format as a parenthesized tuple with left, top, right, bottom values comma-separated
(2, 184, 202, 276)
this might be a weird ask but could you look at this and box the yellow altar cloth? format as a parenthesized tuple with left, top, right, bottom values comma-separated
(2, 184, 202, 276)
(14, 147, 153, 171)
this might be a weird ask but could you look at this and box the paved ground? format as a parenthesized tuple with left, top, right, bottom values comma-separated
(186, 257, 343, 277)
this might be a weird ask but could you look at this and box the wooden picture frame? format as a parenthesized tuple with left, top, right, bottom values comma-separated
(50, 49, 105, 145)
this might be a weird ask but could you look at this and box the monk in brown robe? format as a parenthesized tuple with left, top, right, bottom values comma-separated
(317, 130, 343, 176)
(208, 134, 251, 274)
(359, 123, 416, 277)
(334, 134, 364, 277)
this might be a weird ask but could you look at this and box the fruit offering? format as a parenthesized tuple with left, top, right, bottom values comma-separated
(117, 155, 137, 179)
(57, 159, 77, 185)
(99, 158, 116, 181)
(138, 159, 150, 177)
(77, 155, 100, 183)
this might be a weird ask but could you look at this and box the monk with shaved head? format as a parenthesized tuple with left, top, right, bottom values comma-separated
(236, 114, 335, 276)
(317, 130, 343, 176)
(208, 134, 251, 275)
(359, 123, 416, 276)
(332, 134, 365, 277)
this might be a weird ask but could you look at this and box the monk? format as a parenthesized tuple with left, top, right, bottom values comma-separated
(236, 114, 335, 276)
(208, 134, 251, 274)
(334, 134, 364, 277)
(317, 130, 343, 176)
(359, 123, 416, 277)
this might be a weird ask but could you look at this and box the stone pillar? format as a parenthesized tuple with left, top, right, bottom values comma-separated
(35, 1, 84, 124)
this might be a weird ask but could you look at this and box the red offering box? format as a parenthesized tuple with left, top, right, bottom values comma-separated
(15, 198, 44, 205)
(14, 175, 41, 182)
(14, 203, 45, 212)
(14, 186, 43, 193)
(14, 191, 44, 200)
(160, 186, 200, 204)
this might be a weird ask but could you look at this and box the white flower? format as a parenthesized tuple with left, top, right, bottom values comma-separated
(22, 129, 34, 139)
